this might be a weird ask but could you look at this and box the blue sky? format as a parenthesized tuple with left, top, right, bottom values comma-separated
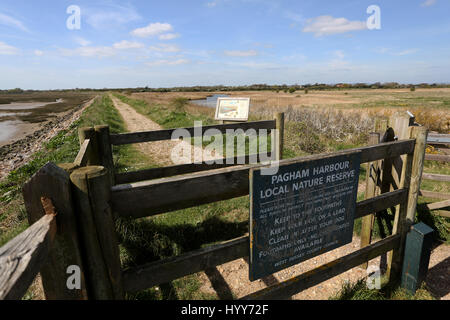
(0, 0, 449, 89)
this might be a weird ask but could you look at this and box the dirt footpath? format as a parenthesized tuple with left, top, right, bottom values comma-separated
(110, 96, 449, 300)
(109, 95, 221, 165)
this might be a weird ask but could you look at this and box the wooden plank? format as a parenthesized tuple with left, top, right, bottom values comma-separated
(422, 173, 450, 182)
(74, 139, 91, 167)
(95, 125, 115, 186)
(110, 120, 277, 145)
(78, 127, 100, 165)
(122, 236, 248, 293)
(435, 210, 450, 218)
(70, 166, 117, 300)
(241, 234, 400, 300)
(120, 190, 406, 292)
(388, 126, 428, 282)
(0, 204, 56, 300)
(22, 162, 88, 300)
(426, 200, 450, 211)
(111, 140, 415, 218)
(425, 154, 450, 162)
(274, 113, 284, 161)
(419, 190, 450, 200)
(428, 134, 450, 144)
(115, 152, 272, 185)
(360, 133, 380, 269)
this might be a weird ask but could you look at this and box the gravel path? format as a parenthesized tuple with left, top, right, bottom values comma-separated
(110, 95, 221, 165)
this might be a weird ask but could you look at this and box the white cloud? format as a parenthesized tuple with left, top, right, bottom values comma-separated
(302, 15, 367, 36)
(34, 50, 44, 56)
(113, 40, 144, 49)
(376, 48, 419, 56)
(146, 58, 190, 67)
(131, 22, 173, 38)
(159, 33, 180, 40)
(333, 50, 345, 60)
(75, 37, 91, 47)
(421, 0, 436, 7)
(148, 44, 181, 53)
(0, 41, 19, 55)
(393, 49, 419, 56)
(0, 12, 28, 32)
(59, 46, 116, 58)
(206, 1, 218, 8)
(224, 50, 258, 57)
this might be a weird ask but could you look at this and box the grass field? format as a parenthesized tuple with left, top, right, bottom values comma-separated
(0, 89, 448, 300)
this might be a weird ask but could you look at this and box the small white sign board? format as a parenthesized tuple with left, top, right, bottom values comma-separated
(215, 97, 250, 122)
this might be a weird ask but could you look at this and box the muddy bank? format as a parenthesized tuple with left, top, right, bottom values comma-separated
(0, 97, 96, 181)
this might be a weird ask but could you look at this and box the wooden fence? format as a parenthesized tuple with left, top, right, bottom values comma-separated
(420, 133, 450, 217)
(0, 198, 57, 300)
(0, 111, 430, 300)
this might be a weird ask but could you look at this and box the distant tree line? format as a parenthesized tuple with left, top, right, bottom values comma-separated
(1, 82, 449, 94)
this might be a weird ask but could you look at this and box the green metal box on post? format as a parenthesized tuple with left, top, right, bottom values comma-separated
(401, 222, 434, 294)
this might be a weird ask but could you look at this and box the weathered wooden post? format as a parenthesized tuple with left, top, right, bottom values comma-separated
(273, 112, 285, 161)
(95, 125, 115, 186)
(22, 162, 88, 299)
(359, 132, 380, 269)
(387, 125, 428, 282)
(78, 127, 100, 166)
(70, 166, 124, 299)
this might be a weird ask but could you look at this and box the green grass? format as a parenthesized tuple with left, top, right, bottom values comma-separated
(330, 277, 436, 300)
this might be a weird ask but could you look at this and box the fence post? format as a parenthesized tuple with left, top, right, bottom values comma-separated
(273, 112, 284, 161)
(387, 125, 428, 282)
(22, 162, 88, 299)
(78, 127, 100, 166)
(70, 166, 124, 299)
(95, 125, 115, 186)
(359, 132, 380, 269)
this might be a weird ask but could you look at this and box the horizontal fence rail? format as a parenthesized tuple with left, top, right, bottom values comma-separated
(0, 198, 57, 300)
(111, 139, 415, 219)
(424, 154, 450, 162)
(422, 173, 450, 182)
(121, 188, 408, 292)
(427, 134, 450, 145)
(110, 120, 277, 146)
(115, 152, 273, 185)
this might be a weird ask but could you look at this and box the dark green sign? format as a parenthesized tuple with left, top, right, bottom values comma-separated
(249, 151, 361, 281)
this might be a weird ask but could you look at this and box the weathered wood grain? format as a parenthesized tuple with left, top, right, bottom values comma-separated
(360, 132, 380, 269)
(422, 173, 450, 182)
(95, 125, 115, 186)
(70, 166, 116, 299)
(122, 236, 248, 293)
(426, 199, 450, 211)
(0, 202, 56, 300)
(74, 139, 91, 167)
(22, 162, 88, 300)
(424, 154, 450, 162)
(241, 234, 401, 300)
(110, 120, 277, 145)
(419, 190, 450, 200)
(111, 140, 415, 218)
